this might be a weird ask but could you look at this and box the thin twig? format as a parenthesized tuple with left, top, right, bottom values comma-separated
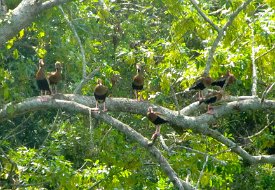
(100, 126, 113, 146)
(89, 179, 105, 189)
(261, 82, 275, 103)
(159, 135, 176, 155)
(59, 5, 87, 78)
(211, 147, 234, 157)
(159, 135, 169, 151)
(170, 84, 181, 115)
(1, 115, 32, 141)
(196, 155, 209, 189)
(76, 161, 88, 172)
(248, 122, 273, 139)
(247, 114, 273, 139)
(171, 145, 227, 165)
(255, 45, 275, 61)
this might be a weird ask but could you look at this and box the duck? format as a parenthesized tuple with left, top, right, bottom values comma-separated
(94, 79, 108, 112)
(48, 61, 62, 94)
(147, 107, 168, 144)
(35, 59, 51, 95)
(199, 91, 223, 114)
(189, 75, 212, 99)
(132, 64, 144, 101)
(211, 71, 235, 89)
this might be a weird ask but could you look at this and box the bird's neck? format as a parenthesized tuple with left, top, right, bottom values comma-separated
(38, 66, 45, 72)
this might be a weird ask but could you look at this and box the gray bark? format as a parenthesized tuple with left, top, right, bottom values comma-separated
(0, 0, 72, 46)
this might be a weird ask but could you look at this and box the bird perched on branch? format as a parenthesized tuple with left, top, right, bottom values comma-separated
(35, 59, 51, 95)
(94, 79, 108, 112)
(48, 61, 62, 94)
(147, 107, 168, 145)
(189, 75, 212, 99)
(132, 64, 144, 101)
(211, 71, 235, 89)
(199, 91, 223, 114)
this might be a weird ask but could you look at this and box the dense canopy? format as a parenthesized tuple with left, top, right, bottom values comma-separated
(0, 0, 274, 189)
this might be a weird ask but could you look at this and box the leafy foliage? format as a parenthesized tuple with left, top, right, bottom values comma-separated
(0, 0, 274, 189)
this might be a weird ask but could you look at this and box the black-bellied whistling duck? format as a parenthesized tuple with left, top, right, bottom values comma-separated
(189, 75, 212, 99)
(35, 59, 51, 95)
(211, 71, 235, 89)
(48, 61, 62, 94)
(132, 64, 144, 101)
(147, 107, 168, 144)
(199, 91, 223, 114)
(94, 79, 108, 112)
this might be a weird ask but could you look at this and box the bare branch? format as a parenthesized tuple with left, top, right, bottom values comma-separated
(170, 84, 180, 115)
(171, 145, 227, 165)
(203, 0, 253, 75)
(189, 0, 220, 32)
(261, 82, 275, 103)
(203, 31, 223, 76)
(247, 114, 273, 139)
(255, 45, 275, 61)
(73, 67, 100, 94)
(222, 0, 253, 31)
(196, 155, 209, 189)
(159, 135, 171, 152)
(59, 5, 87, 78)
(250, 23, 257, 96)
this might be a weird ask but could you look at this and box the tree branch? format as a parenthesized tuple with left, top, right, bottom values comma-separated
(0, 95, 275, 167)
(261, 82, 275, 103)
(189, 0, 220, 32)
(250, 23, 257, 96)
(59, 5, 87, 78)
(0, 0, 73, 46)
(0, 98, 192, 189)
(171, 145, 227, 165)
(73, 67, 100, 94)
(255, 45, 275, 61)
(203, 0, 253, 75)
(196, 155, 209, 189)
(247, 114, 273, 139)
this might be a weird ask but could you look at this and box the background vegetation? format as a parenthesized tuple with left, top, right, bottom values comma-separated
(0, 0, 274, 189)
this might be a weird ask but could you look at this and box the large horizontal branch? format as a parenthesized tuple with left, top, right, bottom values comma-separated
(0, 0, 73, 46)
(1, 94, 275, 166)
(0, 98, 193, 189)
(2, 94, 273, 132)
